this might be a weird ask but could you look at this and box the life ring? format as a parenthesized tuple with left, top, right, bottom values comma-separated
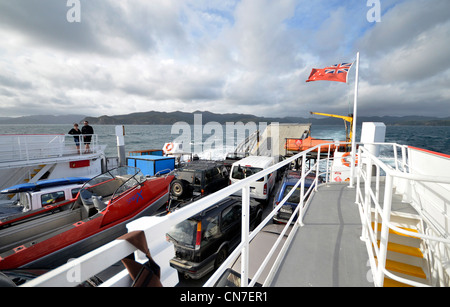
(165, 143, 174, 152)
(341, 152, 358, 167)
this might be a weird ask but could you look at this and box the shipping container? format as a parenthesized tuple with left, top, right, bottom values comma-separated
(127, 155, 175, 176)
(128, 149, 164, 156)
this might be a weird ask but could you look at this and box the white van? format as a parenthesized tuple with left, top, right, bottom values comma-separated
(229, 156, 277, 203)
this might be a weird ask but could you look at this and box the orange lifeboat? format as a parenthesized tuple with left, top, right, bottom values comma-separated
(285, 136, 340, 152)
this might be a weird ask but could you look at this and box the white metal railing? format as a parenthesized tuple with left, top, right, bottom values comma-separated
(205, 153, 326, 287)
(23, 143, 336, 287)
(22, 141, 450, 287)
(0, 134, 101, 165)
(355, 143, 450, 287)
(204, 144, 335, 287)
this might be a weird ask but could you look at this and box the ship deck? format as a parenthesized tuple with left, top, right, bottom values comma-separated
(270, 182, 416, 287)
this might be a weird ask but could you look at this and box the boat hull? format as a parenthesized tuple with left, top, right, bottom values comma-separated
(20, 191, 169, 269)
(0, 174, 173, 270)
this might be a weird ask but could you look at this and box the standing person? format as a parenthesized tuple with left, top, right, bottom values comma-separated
(68, 123, 82, 154)
(81, 120, 94, 153)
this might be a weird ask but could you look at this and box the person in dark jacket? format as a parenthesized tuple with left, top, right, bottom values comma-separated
(81, 120, 94, 153)
(68, 123, 81, 154)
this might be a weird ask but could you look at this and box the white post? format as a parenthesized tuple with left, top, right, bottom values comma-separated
(241, 184, 250, 287)
(297, 154, 306, 226)
(375, 173, 393, 287)
(315, 146, 320, 192)
(349, 52, 360, 188)
(355, 146, 360, 203)
(115, 125, 126, 166)
(362, 155, 372, 241)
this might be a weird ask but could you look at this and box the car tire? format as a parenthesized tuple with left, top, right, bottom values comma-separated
(251, 209, 263, 230)
(170, 179, 189, 198)
(214, 247, 228, 269)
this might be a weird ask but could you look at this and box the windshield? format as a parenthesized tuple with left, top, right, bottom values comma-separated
(86, 166, 145, 187)
(231, 166, 264, 181)
(282, 185, 301, 204)
(79, 166, 146, 201)
(167, 220, 197, 248)
(226, 152, 247, 160)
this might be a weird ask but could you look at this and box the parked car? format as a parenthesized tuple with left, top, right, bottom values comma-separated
(166, 196, 263, 279)
(214, 224, 292, 287)
(229, 156, 277, 204)
(170, 160, 229, 199)
(223, 152, 249, 171)
(273, 170, 322, 223)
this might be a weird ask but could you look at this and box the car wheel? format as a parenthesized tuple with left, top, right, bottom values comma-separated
(214, 247, 228, 269)
(171, 179, 188, 198)
(251, 209, 263, 230)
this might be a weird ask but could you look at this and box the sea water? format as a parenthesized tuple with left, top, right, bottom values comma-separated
(0, 124, 449, 159)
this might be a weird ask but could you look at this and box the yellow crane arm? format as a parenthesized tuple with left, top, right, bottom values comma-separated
(310, 111, 353, 144)
(310, 112, 353, 123)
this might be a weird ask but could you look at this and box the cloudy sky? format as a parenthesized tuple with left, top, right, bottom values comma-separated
(0, 0, 449, 119)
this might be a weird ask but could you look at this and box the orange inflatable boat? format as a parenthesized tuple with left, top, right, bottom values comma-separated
(285, 137, 341, 152)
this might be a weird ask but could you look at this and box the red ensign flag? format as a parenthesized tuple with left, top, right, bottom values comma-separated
(306, 63, 353, 83)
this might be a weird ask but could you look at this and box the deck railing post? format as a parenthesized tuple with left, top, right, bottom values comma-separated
(315, 146, 320, 191)
(297, 154, 306, 227)
(355, 146, 362, 204)
(393, 144, 399, 170)
(361, 154, 373, 241)
(326, 144, 331, 183)
(401, 145, 408, 173)
(375, 173, 394, 287)
(241, 184, 250, 287)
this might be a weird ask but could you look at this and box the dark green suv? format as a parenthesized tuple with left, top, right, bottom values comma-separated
(170, 160, 229, 199)
(166, 196, 262, 279)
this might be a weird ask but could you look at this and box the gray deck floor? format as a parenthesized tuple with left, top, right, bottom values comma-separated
(271, 183, 374, 287)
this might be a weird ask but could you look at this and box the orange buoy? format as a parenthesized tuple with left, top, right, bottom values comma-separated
(165, 142, 174, 152)
(341, 152, 358, 167)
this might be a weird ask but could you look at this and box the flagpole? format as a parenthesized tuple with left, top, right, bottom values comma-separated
(349, 51, 360, 188)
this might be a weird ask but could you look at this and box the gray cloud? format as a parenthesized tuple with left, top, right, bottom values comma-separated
(359, 0, 450, 57)
(0, 73, 33, 90)
(0, 1, 102, 53)
(0, 0, 448, 118)
(351, 0, 450, 116)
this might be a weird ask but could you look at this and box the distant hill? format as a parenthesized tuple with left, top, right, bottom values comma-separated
(82, 111, 264, 125)
(0, 112, 448, 126)
(0, 114, 86, 125)
(83, 111, 450, 126)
